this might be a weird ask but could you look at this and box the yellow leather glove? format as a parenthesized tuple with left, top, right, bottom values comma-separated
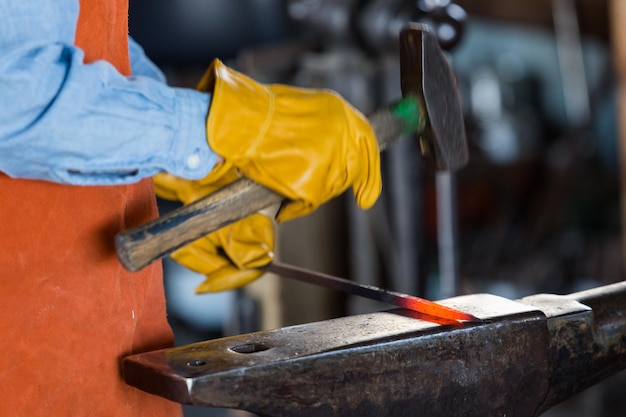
(154, 167, 274, 293)
(199, 58, 382, 222)
(154, 59, 382, 293)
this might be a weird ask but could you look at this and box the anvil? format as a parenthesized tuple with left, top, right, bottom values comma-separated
(123, 281, 626, 417)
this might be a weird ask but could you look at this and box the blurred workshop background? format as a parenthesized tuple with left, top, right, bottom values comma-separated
(129, 0, 626, 416)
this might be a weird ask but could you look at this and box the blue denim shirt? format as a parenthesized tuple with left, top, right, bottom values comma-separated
(0, 0, 218, 185)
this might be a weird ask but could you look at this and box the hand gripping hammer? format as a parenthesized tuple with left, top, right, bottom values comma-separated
(114, 23, 469, 273)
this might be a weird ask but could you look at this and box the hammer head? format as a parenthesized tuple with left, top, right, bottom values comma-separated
(400, 23, 468, 171)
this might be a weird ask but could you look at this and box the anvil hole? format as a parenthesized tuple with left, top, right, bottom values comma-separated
(186, 360, 206, 367)
(229, 343, 270, 354)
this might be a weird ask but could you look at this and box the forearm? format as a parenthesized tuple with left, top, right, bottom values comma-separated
(0, 0, 218, 185)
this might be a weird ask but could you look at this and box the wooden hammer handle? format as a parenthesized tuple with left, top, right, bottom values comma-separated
(115, 98, 419, 272)
(116, 177, 280, 271)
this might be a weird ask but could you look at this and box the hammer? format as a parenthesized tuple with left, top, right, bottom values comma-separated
(115, 23, 468, 273)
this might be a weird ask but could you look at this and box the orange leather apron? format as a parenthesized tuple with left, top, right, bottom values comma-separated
(0, 1, 182, 415)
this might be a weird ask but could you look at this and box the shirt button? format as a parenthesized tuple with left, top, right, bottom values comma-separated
(186, 153, 201, 169)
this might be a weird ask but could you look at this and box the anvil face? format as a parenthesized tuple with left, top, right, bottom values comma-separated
(124, 282, 626, 416)
(124, 294, 551, 417)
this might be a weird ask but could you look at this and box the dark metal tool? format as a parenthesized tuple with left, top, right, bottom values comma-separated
(114, 23, 468, 273)
(265, 261, 480, 323)
(123, 281, 626, 417)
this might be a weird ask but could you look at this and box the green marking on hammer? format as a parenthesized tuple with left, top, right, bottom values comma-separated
(390, 95, 425, 136)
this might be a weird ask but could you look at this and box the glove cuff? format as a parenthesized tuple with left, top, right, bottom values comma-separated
(199, 59, 274, 165)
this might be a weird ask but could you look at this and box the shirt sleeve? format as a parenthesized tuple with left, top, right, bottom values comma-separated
(128, 36, 167, 83)
(0, 0, 218, 185)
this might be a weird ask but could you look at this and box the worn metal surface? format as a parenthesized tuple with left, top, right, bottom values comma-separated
(124, 294, 550, 416)
(124, 282, 626, 416)
(400, 24, 469, 171)
(519, 282, 626, 415)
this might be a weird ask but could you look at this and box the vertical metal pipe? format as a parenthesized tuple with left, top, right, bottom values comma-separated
(436, 171, 459, 298)
(552, 0, 590, 127)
